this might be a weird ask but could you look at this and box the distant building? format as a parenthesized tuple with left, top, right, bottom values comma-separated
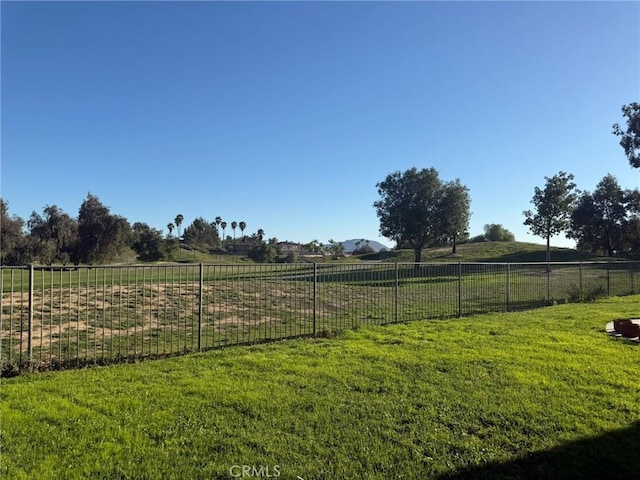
(276, 242, 311, 256)
(226, 241, 257, 256)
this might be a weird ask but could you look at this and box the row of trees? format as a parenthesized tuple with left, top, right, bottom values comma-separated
(1, 194, 132, 265)
(524, 172, 640, 260)
(374, 102, 639, 263)
(522, 102, 640, 260)
(0, 194, 263, 265)
(1, 193, 355, 265)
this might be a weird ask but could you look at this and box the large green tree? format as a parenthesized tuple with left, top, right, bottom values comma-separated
(439, 179, 471, 254)
(375, 167, 469, 263)
(523, 171, 578, 264)
(483, 224, 515, 242)
(76, 194, 131, 264)
(131, 222, 166, 261)
(613, 102, 640, 168)
(182, 217, 219, 250)
(27, 205, 78, 264)
(248, 237, 278, 263)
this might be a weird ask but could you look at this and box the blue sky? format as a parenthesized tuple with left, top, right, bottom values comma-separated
(2, 1, 639, 249)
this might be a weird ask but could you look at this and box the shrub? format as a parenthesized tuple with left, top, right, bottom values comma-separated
(566, 284, 608, 303)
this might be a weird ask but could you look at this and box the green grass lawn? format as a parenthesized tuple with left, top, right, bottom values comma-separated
(1, 296, 638, 479)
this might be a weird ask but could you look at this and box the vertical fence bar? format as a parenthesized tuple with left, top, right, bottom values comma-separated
(546, 263, 551, 304)
(313, 263, 317, 336)
(27, 265, 34, 364)
(394, 263, 399, 323)
(579, 262, 583, 294)
(506, 263, 511, 312)
(607, 262, 611, 296)
(198, 263, 203, 351)
(10, 270, 15, 365)
(40, 267, 45, 365)
(457, 263, 462, 318)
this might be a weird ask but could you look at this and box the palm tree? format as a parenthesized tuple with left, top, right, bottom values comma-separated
(231, 221, 238, 260)
(239, 221, 246, 239)
(231, 221, 238, 241)
(174, 214, 184, 260)
(215, 216, 222, 239)
(167, 223, 174, 237)
(257, 228, 265, 243)
(174, 214, 183, 239)
(221, 221, 227, 244)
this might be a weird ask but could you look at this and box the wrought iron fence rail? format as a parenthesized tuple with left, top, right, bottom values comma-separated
(1, 261, 638, 373)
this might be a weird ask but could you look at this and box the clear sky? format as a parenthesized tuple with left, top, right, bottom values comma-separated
(2, 1, 639, 249)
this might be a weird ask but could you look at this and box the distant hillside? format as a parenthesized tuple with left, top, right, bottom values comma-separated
(335, 239, 390, 253)
(366, 241, 616, 263)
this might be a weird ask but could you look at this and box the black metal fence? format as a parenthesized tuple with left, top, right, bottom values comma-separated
(1, 261, 638, 373)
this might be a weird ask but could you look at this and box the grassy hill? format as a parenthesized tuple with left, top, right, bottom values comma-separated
(139, 242, 615, 265)
(362, 241, 614, 263)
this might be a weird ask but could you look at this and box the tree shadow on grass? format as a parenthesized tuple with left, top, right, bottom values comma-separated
(436, 421, 640, 480)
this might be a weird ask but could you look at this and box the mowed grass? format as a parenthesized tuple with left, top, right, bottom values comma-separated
(1, 296, 639, 480)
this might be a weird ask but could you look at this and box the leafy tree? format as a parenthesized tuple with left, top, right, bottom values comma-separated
(375, 167, 468, 263)
(523, 171, 578, 263)
(440, 179, 471, 254)
(75, 194, 131, 264)
(248, 237, 278, 263)
(620, 216, 640, 259)
(0, 199, 28, 265)
(182, 217, 219, 250)
(131, 222, 166, 261)
(27, 205, 77, 264)
(483, 224, 515, 242)
(568, 174, 630, 256)
(613, 102, 640, 168)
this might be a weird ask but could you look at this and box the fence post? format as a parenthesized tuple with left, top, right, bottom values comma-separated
(198, 263, 203, 351)
(546, 262, 551, 304)
(579, 262, 583, 293)
(506, 263, 511, 312)
(607, 262, 611, 296)
(313, 263, 317, 336)
(28, 264, 34, 364)
(631, 262, 635, 295)
(394, 263, 399, 323)
(458, 263, 462, 318)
